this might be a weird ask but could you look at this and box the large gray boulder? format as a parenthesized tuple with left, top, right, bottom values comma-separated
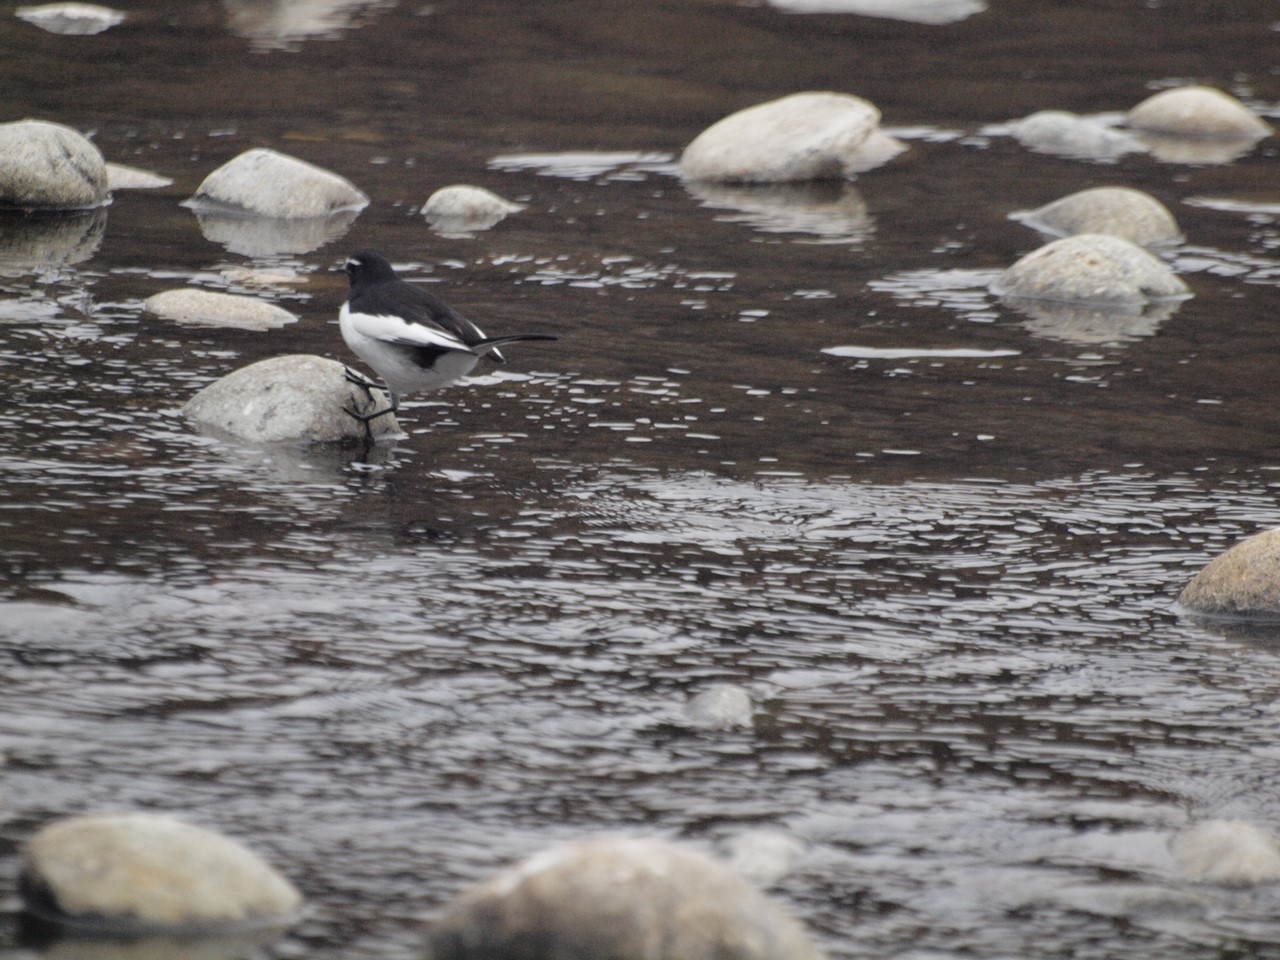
(20, 813, 302, 931)
(184, 148, 369, 219)
(0, 119, 109, 211)
(1012, 187, 1181, 247)
(680, 92, 893, 183)
(991, 234, 1189, 306)
(424, 836, 827, 960)
(1179, 528, 1280, 618)
(183, 354, 399, 443)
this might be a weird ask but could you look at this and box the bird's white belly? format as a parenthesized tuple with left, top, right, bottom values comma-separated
(341, 312, 479, 396)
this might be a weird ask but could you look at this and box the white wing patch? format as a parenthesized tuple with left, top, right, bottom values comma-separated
(341, 305, 471, 353)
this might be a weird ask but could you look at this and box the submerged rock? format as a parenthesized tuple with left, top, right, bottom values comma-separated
(682, 683, 754, 730)
(424, 837, 826, 960)
(1013, 187, 1181, 247)
(144, 289, 298, 331)
(1127, 85, 1273, 140)
(1010, 110, 1145, 161)
(1170, 820, 1280, 885)
(184, 148, 369, 220)
(15, 1, 124, 34)
(183, 354, 399, 444)
(991, 234, 1189, 306)
(422, 184, 524, 233)
(0, 119, 108, 211)
(1179, 528, 1280, 619)
(20, 813, 302, 931)
(680, 92, 888, 183)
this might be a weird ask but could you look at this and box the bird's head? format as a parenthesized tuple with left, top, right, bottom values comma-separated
(343, 250, 399, 287)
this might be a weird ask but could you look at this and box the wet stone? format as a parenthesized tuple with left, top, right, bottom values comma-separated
(423, 184, 523, 233)
(680, 92, 887, 183)
(1127, 85, 1273, 140)
(184, 147, 369, 220)
(1170, 820, 1280, 885)
(105, 162, 173, 191)
(1013, 187, 1181, 247)
(182, 354, 400, 444)
(1179, 527, 1280, 619)
(424, 836, 827, 960)
(0, 119, 108, 211)
(991, 234, 1189, 307)
(19, 813, 302, 932)
(144, 288, 298, 331)
(15, 1, 124, 34)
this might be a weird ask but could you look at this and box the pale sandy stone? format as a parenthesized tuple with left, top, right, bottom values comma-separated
(1179, 528, 1280, 618)
(185, 148, 368, 219)
(1127, 86, 1272, 139)
(144, 289, 298, 331)
(991, 234, 1189, 306)
(1013, 187, 1181, 247)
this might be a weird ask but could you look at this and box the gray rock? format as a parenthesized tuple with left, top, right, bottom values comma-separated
(105, 163, 173, 190)
(764, 0, 985, 24)
(424, 837, 827, 960)
(184, 148, 369, 220)
(15, 1, 123, 34)
(1010, 110, 1146, 161)
(1013, 187, 1181, 247)
(1179, 528, 1280, 618)
(680, 92, 885, 183)
(682, 683, 754, 730)
(19, 813, 302, 931)
(423, 185, 523, 234)
(1127, 85, 1273, 140)
(183, 354, 399, 444)
(991, 234, 1189, 307)
(144, 289, 298, 331)
(0, 119, 109, 211)
(1170, 820, 1280, 885)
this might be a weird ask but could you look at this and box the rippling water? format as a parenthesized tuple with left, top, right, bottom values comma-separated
(4, 0, 1280, 957)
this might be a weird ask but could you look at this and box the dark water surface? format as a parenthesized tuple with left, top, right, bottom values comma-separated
(4, 0, 1280, 957)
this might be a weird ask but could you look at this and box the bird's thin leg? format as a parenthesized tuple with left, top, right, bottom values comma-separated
(342, 368, 398, 432)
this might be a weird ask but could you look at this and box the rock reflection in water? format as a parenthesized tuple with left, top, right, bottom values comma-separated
(223, 0, 392, 49)
(684, 181, 873, 241)
(762, 0, 985, 24)
(0, 208, 106, 275)
(191, 208, 360, 257)
(999, 294, 1184, 345)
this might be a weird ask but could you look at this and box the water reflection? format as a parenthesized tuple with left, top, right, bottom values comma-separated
(684, 181, 873, 241)
(999, 294, 1185, 345)
(191, 208, 360, 257)
(0, 208, 106, 276)
(761, 0, 985, 22)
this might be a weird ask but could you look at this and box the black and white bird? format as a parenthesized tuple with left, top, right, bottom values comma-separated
(339, 250, 556, 416)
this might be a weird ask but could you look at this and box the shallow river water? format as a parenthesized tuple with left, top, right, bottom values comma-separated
(4, 1, 1280, 958)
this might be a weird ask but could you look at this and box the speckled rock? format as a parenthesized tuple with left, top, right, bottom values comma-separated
(1170, 820, 1280, 885)
(1179, 528, 1280, 618)
(680, 92, 885, 183)
(0, 120, 108, 211)
(1127, 86, 1272, 140)
(1011, 110, 1145, 161)
(184, 148, 368, 219)
(16, 1, 123, 34)
(19, 813, 302, 931)
(682, 683, 754, 730)
(424, 837, 827, 960)
(183, 354, 399, 444)
(1013, 187, 1181, 247)
(145, 289, 298, 331)
(991, 234, 1189, 306)
(423, 185, 523, 233)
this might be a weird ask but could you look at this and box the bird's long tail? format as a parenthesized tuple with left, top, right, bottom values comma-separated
(472, 333, 558, 363)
